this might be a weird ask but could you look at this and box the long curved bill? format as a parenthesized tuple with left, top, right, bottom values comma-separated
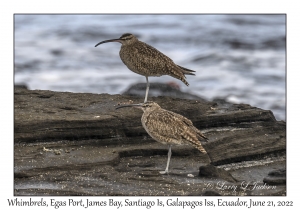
(95, 38, 122, 47)
(115, 103, 143, 110)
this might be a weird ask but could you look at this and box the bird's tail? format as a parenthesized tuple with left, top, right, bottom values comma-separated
(187, 139, 207, 154)
(177, 65, 196, 76)
(170, 72, 190, 86)
(197, 131, 209, 142)
(170, 65, 195, 86)
(184, 130, 208, 154)
(195, 144, 207, 154)
(194, 133, 208, 154)
(191, 126, 209, 143)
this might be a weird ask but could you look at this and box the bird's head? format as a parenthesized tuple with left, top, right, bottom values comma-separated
(116, 101, 161, 112)
(95, 33, 138, 47)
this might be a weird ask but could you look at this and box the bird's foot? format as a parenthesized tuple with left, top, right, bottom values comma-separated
(159, 170, 169, 175)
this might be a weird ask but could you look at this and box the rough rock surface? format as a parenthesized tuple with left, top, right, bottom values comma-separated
(123, 82, 206, 101)
(14, 87, 286, 196)
(263, 168, 286, 185)
(199, 164, 237, 183)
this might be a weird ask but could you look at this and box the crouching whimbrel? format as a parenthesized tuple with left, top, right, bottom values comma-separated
(116, 101, 208, 174)
(95, 33, 196, 103)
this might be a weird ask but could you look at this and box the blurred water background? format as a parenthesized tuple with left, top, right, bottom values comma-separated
(14, 14, 286, 120)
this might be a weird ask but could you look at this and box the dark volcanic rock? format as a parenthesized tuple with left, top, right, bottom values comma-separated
(14, 83, 28, 89)
(14, 87, 286, 196)
(263, 168, 286, 185)
(199, 164, 237, 183)
(201, 190, 221, 196)
(14, 87, 211, 143)
(268, 168, 286, 177)
(123, 82, 207, 101)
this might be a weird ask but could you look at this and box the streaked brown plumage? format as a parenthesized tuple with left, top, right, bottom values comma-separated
(116, 101, 208, 174)
(95, 33, 195, 103)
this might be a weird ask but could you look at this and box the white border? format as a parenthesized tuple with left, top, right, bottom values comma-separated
(1, 0, 298, 208)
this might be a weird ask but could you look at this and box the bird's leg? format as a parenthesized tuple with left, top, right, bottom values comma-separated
(160, 145, 172, 174)
(144, 76, 150, 103)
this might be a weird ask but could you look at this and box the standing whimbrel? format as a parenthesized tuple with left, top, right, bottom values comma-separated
(95, 33, 196, 103)
(116, 101, 208, 174)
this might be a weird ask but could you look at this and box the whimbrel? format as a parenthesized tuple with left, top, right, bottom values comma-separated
(116, 101, 208, 174)
(95, 33, 196, 103)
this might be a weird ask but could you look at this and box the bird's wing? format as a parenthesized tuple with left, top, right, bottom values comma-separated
(145, 110, 207, 153)
(167, 110, 193, 126)
(133, 42, 187, 80)
(177, 65, 196, 75)
(167, 110, 209, 142)
(144, 110, 184, 143)
(135, 42, 174, 63)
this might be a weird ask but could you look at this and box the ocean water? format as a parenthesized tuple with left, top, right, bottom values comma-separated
(14, 14, 286, 120)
